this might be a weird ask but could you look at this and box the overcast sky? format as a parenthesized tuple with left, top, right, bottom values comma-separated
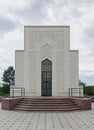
(0, 0, 94, 85)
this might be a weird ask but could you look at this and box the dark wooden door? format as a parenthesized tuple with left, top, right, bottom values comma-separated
(41, 59, 52, 96)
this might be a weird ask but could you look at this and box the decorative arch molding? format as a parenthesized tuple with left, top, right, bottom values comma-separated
(40, 37, 57, 49)
(41, 43, 52, 49)
(41, 44, 53, 61)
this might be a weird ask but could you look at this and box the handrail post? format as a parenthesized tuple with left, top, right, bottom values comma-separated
(24, 88, 25, 97)
(21, 88, 22, 97)
(69, 88, 70, 97)
(71, 88, 72, 97)
(11, 87, 25, 97)
(79, 88, 81, 97)
(68, 88, 83, 97)
(12, 88, 14, 98)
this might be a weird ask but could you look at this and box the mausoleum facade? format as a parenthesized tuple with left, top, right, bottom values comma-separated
(13, 26, 79, 96)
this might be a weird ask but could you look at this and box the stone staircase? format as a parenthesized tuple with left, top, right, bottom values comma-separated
(13, 97, 80, 111)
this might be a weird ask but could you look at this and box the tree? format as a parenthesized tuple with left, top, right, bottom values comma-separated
(2, 66, 15, 86)
(1, 66, 15, 95)
(2, 84, 10, 94)
(84, 86, 94, 96)
(79, 80, 86, 87)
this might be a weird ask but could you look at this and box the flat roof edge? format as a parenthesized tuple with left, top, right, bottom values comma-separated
(24, 25, 70, 28)
(15, 50, 24, 52)
(69, 50, 79, 52)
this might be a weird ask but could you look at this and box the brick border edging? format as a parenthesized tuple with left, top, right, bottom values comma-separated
(72, 97, 91, 110)
(2, 97, 23, 110)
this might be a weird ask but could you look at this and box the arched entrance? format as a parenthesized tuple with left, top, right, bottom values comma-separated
(41, 59, 52, 96)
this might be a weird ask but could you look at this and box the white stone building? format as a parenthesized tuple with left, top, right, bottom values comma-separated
(11, 26, 80, 97)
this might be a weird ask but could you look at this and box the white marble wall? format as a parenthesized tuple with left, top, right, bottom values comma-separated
(14, 26, 79, 96)
(15, 51, 24, 88)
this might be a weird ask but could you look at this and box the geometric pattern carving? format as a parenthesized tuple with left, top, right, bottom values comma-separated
(29, 31, 65, 50)
(41, 44, 53, 61)
(15, 51, 24, 87)
(56, 52, 65, 90)
(70, 51, 78, 88)
(29, 52, 36, 91)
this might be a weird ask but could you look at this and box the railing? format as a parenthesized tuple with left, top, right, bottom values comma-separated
(10, 87, 25, 97)
(69, 87, 83, 97)
(10, 87, 83, 97)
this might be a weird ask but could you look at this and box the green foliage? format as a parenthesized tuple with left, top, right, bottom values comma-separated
(2, 66, 15, 85)
(79, 80, 94, 96)
(2, 84, 10, 94)
(84, 86, 94, 95)
(0, 66, 15, 96)
(0, 86, 2, 92)
(0, 84, 10, 96)
(0, 86, 3, 96)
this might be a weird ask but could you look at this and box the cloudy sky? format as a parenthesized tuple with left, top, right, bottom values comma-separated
(0, 0, 94, 85)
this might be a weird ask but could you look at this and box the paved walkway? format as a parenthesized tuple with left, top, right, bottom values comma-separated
(0, 103, 94, 130)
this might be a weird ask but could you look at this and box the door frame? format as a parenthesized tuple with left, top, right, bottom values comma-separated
(41, 58, 52, 96)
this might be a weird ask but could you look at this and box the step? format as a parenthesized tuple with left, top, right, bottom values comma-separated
(16, 103, 77, 106)
(22, 97, 71, 99)
(20, 100, 74, 102)
(15, 104, 78, 108)
(15, 104, 78, 107)
(22, 99, 73, 101)
(13, 107, 80, 111)
(17, 102, 75, 105)
(20, 100, 74, 103)
(15, 106, 78, 109)
(12, 97, 80, 111)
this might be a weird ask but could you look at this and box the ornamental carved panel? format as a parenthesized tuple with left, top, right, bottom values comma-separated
(29, 31, 65, 50)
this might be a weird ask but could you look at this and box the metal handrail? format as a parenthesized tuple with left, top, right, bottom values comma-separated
(69, 87, 83, 97)
(10, 87, 25, 97)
